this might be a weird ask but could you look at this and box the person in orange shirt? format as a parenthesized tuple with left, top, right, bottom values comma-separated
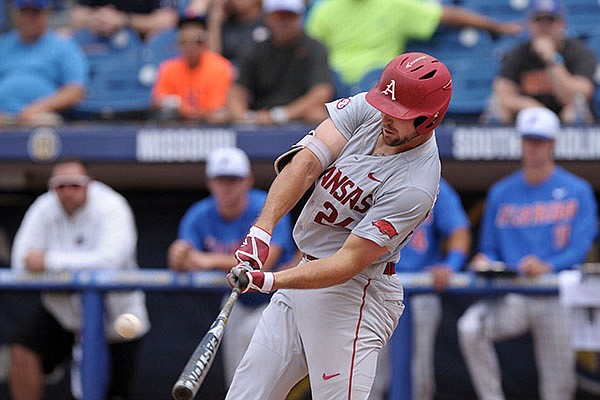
(152, 11, 234, 123)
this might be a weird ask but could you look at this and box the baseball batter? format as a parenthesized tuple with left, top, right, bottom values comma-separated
(225, 52, 453, 399)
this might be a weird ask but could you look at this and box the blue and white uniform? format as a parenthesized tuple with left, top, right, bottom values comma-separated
(458, 166, 598, 400)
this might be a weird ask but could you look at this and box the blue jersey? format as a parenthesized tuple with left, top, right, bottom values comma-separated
(479, 167, 598, 271)
(396, 178, 470, 272)
(0, 31, 88, 114)
(178, 188, 296, 305)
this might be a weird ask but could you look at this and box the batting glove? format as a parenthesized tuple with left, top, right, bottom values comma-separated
(235, 225, 271, 270)
(226, 265, 274, 294)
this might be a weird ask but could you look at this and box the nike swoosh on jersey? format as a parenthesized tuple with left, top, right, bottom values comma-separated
(322, 372, 341, 381)
(367, 172, 382, 183)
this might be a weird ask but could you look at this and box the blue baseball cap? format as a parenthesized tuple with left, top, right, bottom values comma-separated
(528, 0, 564, 17)
(14, 0, 50, 9)
(177, 9, 208, 28)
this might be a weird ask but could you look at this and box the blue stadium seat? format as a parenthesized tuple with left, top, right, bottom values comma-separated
(0, 2, 9, 33)
(460, 0, 528, 23)
(72, 29, 153, 118)
(349, 67, 384, 95)
(408, 27, 498, 115)
(142, 28, 179, 67)
(562, 0, 600, 38)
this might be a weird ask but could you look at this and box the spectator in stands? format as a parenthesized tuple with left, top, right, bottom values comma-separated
(203, 0, 268, 66)
(70, 0, 178, 40)
(457, 107, 598, 400)
(305, 0, 522, 96)
(167, 147, 296, 385)
(9, 157, 150, 400)
(490, 0, 597, 124)
(0, 0, 87, 127)
(226, 0, 334, 125)
(151, 11, 235, 123)
(370, 177, 471, 400)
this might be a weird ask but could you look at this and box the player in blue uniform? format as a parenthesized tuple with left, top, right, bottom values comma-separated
(167, 147, 296, 385)
(457, 107, 598, 400)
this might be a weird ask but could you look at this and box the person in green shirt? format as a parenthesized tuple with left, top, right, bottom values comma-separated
(306, 0, 521, 94)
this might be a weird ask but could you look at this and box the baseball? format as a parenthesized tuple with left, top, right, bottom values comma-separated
(114, 313, 142, 339)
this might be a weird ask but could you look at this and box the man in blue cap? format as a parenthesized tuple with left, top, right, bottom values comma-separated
(491, 0, 597, 124)
(0, 0, 87, 127)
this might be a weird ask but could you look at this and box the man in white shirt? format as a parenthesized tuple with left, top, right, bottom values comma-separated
(9, 158, 150, 400)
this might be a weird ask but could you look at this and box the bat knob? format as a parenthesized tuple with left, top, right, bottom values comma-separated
(172, 383, 193, 400)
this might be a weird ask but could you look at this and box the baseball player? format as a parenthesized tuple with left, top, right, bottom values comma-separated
(371, 177, 470, 400)
(225, 52, 453, 399)
(167, 147, 296, 385)
(457, 107, 598, 400)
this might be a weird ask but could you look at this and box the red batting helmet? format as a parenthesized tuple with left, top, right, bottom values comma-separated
(365, 52, 453, 135)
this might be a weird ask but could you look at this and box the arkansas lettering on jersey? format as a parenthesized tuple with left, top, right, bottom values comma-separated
(319, 166, 373, 213)
(312, 166, 374, 229)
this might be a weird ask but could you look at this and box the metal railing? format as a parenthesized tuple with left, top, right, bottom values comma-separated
(0, 269, 562, 400)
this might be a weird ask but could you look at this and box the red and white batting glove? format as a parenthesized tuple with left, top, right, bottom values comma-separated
(226, 265, 274, 294)
(235, 225, 271, 270)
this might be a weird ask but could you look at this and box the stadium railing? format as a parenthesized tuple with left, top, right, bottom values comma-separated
(0, 269, 565, 400)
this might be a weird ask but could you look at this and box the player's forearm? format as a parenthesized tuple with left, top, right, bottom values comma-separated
(271, 234, 387, 289)
(446, 228, 471, 256)
(255, 150, 323, 233)
(272, 258, 355, 289)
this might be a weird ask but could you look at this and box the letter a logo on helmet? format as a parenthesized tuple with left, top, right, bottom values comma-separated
(365, 52, 453, 135)
(381, 80, 396, 100)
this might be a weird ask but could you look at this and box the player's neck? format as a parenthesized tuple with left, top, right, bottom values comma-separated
(372, 131, 432, 156)
(523, 163, 555, 184)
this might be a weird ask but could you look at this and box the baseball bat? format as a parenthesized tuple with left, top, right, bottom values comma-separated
(171, 288, 240, 400)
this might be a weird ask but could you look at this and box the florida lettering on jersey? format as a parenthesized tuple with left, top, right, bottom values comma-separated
(495, 199, 578, 249)
(495, 199, 578, 227)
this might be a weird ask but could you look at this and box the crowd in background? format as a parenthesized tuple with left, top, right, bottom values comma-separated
(1, 0, 600, 400)
(0, 0, 598, 127)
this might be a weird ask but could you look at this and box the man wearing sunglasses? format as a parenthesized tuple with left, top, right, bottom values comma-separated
(491, 0, 597, 124)
(9, 158, 149, 400)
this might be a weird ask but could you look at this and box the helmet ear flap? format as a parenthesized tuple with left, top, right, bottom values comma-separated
(413, 116, 428, 131)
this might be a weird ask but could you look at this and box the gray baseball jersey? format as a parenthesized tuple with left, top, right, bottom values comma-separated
(226, 92, 441, 400)
(295, 92, 441, 265)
